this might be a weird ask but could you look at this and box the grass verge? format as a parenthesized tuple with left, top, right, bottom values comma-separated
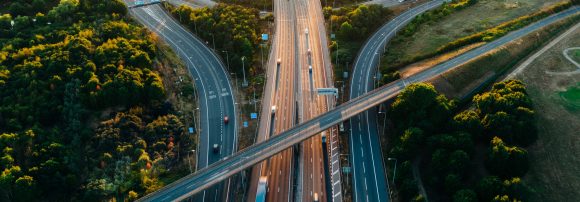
(383, 0, 568, 71)
(430, 14, 580, 99)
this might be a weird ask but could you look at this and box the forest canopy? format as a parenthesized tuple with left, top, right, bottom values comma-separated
(0, 0, 189, 201)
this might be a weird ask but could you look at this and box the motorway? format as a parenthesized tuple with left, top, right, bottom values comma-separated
(296, 0, 334, 201)
(125, 2, 238, 202)
(137, 5, 580, 202)
(249, 0, 298, 200)
(248, 0, 333, 201)
(348, 1, 442, 202)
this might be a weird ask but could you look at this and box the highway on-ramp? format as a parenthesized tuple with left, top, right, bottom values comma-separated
(137, 5, 579, 202)
(125, 2, 238, 202)
(348, 1, 442, 202)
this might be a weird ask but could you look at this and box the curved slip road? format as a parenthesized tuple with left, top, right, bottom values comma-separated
(125, 2, 238, 202)
(348, 1, 443, 201)
(138, 5, 580, 202)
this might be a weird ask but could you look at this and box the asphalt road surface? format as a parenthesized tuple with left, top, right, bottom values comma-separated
(249, 0, 298, 200)
(295, 0, 334, 201)
(137, 5, 579, 202)
(125, 2, 238, 202)
(348, 1, 442, 202)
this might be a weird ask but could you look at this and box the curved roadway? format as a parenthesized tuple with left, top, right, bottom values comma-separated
(348, 1, 443, 201)
(137, 5, 579, 202)
(126, 2, 238, 202)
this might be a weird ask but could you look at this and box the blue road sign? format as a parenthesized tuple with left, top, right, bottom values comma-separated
(262, 34, 268, 41)
(243, 121, 249, 128)
(250, 113, 258, 119)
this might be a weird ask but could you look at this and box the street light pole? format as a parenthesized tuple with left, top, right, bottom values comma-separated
(378, 106, 387, 136)
(374, 52, 379, 88)
(211, 33, 216, 50)
(222, 50, 230, 72)
(241, 56, 248, 87)
(187, 150, 196, 173)
(260, 44, 264, 68)
(336, 41, 339, 70)
(191, 13, 198, 34)
(388, 157, 398, 184)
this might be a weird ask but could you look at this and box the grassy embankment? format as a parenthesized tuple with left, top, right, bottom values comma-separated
(431, 14, 580, 99)
(383, 0, 569, 73)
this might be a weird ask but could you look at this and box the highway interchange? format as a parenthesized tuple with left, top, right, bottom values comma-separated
(138, 5, 580, 201)
(130, 0, 580, 201)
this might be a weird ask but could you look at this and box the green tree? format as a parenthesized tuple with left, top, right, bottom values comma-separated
(452, 110, 482, 138)
(14, 175, 39, 201)
(106, 0, 127, 16)
(453, 189, 478, 202)
(48, 0, 80, 22)
(0, 14, 12, 30)
(9, 2, 30, 17)
(444, 173, 462, 194)
(32, 0, 47, 13)
(431, 149, 470, 176)
(390, 83, 454, 132)
(338, 21, 355, 40)
(13, 16, 31, 31)
(400, 127, 424, 152)
(481, 111, 513, 141)
(428, 132, 473, 153)
(63, 79, 87, 176)
(492, 195, 521, 202)
(485, 137, 529, 177)
(476, 176, 504, 201)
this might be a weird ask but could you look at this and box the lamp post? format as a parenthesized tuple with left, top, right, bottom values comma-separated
(378, 107, 387, 138)
(193, 15, 198, 34)
(388, 157, 397, 184)
(222, 50, 230, 72)
(259, 44, 264, 68)
(374, 52, 379, 88)
(336, 40, 339, 70)
(211, 33, 216, 50)
(187, 150, 196, 173)
(241, 56, 248, 87)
